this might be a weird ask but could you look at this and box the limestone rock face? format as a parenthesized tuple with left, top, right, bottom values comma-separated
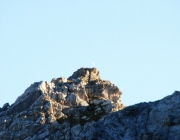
(68, 67, 101, 82)
(0, 67, 124, 140)
(1, 68, 180, 139)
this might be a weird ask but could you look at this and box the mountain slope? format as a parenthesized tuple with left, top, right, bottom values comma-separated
(0, 68, 179, 140)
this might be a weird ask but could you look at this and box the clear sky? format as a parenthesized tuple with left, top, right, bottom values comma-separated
(0, 1, 180, 107)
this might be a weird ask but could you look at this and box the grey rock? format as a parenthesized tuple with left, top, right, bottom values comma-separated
(66, 93, 88, 107)
(68, 67, 100, 82)
(37, 129, 49, 139)
(2, 103, 10, 111)
(1, 68, 180, 140)
(51, 77, 67, 85)
(70, 124, 82, 139)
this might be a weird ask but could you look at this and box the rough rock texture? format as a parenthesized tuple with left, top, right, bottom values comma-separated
(0, 68, 180, 140)
(0, 68, 124, 140)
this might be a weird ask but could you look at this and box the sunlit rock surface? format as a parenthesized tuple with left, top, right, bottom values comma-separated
(1, 68, 180, 139)
(0, 68, 125, 140)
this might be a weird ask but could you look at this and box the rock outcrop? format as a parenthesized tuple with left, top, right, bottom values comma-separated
(0, 67, 180, 140)
(0, 68, 124, 140)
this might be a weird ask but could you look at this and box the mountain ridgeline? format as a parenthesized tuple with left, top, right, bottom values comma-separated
(0, 68, 180, 140)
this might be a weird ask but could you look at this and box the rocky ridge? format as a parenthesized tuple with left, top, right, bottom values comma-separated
(0, 68, 180, 140)
(0, 68, 124, 140)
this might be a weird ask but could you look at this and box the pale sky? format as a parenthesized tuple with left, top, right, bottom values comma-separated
(0, 1, 180, 107)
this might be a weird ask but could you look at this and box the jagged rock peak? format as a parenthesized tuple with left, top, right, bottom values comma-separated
(1, 68, 180, 139)
(0, 67, 125, 140)
(68, 67, 101, 82)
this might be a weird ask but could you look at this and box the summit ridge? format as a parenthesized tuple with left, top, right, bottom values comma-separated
(0, 68, 180, 139)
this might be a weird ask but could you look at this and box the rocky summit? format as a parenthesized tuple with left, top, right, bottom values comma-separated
(0, 68, 180, 140)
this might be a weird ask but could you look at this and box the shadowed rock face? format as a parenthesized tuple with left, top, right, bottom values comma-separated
(0, 68, 180, 140)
